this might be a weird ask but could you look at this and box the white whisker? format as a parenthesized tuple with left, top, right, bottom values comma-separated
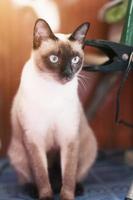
(77, 71, 91, 93)
(78, 77, 87, 92)
(78, 73, 90, 82)
(78, 75, 89, 86)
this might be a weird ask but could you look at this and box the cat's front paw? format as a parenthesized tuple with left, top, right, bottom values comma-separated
(60, 197, 74, 200)
(39, 197, 54, 200)
(60, 189, 74, 200)
(60, 198, 74, 200)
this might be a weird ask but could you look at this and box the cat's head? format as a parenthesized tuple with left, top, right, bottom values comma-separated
(33, 19, 89, 84)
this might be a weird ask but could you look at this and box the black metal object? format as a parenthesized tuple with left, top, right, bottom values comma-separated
(83, 39, 133, 128)
(83, 39, 133, 72)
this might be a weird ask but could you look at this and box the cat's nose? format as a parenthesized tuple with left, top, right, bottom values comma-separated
(65, 75, 73, 81)
(61, 73, 74, 83)
(62, 70, 73, 80)
(64, 74, 74, 82)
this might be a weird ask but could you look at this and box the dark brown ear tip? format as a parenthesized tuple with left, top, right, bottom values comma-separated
(35, 18, 43, 24)
(34, 18, 48, 27)
(34, 18, 44, 30)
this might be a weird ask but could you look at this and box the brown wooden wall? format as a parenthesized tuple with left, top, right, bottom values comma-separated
(0, 0, 37, 156)
(0, 0, 133, 156)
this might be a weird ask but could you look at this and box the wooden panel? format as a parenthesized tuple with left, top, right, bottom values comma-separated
(56, 0, 108, 40)
(0, 0, 37, 156)
(91, 73, 133, 150)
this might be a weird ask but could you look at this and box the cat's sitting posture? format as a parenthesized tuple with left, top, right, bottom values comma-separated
(8, 19, 97, 200)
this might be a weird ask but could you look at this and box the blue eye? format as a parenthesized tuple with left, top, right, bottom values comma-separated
(49, 55, 59, 63)
(71, 56, 80, 64)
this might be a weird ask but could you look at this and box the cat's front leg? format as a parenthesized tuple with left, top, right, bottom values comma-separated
(23, 132, 53, 200)
(60, 141, 79, 200)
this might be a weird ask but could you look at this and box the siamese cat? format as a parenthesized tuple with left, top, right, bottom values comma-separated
(8, 19, 97, 200)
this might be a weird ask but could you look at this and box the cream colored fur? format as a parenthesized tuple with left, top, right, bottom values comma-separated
(8, 32, 97, 199)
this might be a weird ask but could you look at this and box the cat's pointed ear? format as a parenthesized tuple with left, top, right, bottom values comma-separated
(69, 22, 90, 45)
(33, 18, 57, 49)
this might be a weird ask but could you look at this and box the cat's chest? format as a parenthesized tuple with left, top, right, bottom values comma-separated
(19, 83, 80, 149)
(20, 73, 80, 133)
(18, 62, 80, 147)
(23, 79, 78, 115)
(25, 89, 76, 123)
